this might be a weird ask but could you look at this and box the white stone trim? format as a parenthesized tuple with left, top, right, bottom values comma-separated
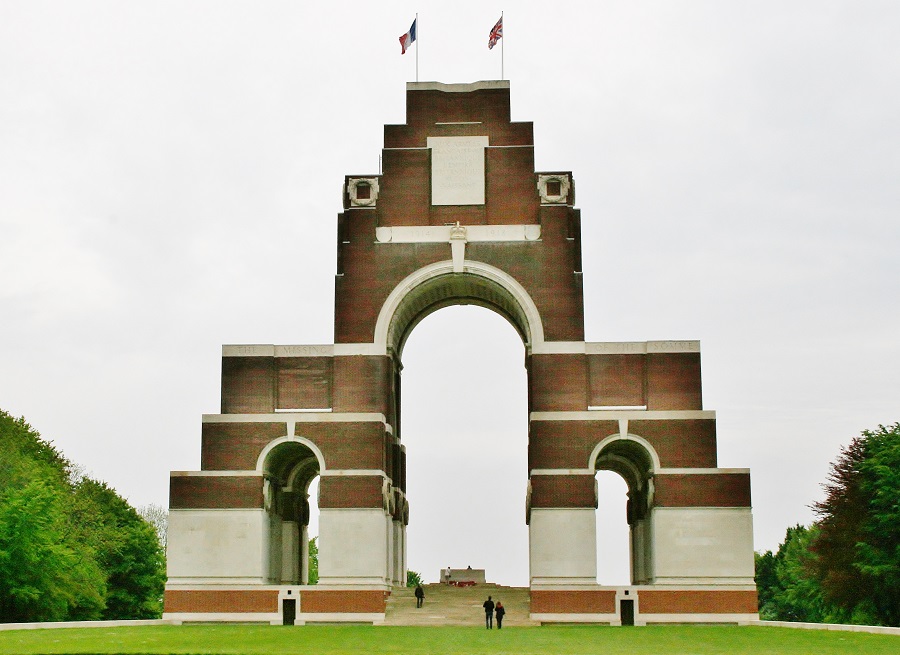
(375, 224, 541, 244)
(585, 341, 700, 354)
(589, 405, 648, 411)
(256, 436, 327, 474)
(537, 174, 571, 205)
(320, 469, 388, 478)
(639, 613, 758, 624)
(170, 471, 261, 477)
(372, 259, 545, 355)
(223, 345, 336, 357)
(163, 612, 280, 624)
(203, 412, 386, 423)
(530, 468, 594, 476)
(531, 410, 715, 422)
(657, 468, 751, 475)
(347, 177, 379, 207)
(408, 80, 509, 92)
(332, 343, 384, 356)
(531, 613, 619, 624)
(589, 433, 662, 473)
(0, 619, 176, 631)
(751, 620, 900, 635)
(531, 341, 586, 354)
(295, 613, 385, 625)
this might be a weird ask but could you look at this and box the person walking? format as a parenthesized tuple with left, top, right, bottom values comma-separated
(483, 595, 495, 629)
(414, 584, 425, 608)
(495, 601, 505, 629)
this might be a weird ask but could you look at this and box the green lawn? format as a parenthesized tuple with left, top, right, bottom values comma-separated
(0, 624, 896, 655)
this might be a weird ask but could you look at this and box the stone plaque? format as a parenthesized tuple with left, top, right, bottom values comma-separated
(427, 136, 489, 205)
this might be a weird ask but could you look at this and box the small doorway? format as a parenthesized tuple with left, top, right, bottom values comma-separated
(620, 598, 635, 626)
(282, 598, 297, 625)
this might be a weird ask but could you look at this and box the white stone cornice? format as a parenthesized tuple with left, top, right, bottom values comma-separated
(530, 410, 715, 421)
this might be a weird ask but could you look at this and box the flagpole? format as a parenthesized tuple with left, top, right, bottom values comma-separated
(501, 11, 504, 80)
(416, 13, 419, 82)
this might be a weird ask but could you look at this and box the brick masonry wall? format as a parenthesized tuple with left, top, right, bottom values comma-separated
(529, 420, 619, 470)
(638, 589, 758, 614)
(221, 357, 275, 413)
(531, 590, 617, 614)
(300, 590, 387, 613)
(169, 475, 263, 509)
(653, 472, 752, 507)
(530, 354, 589, 411)
(164, 589, 278, 614)
(530, 474, 596, 508)
(318, 475, 384, 509)
(646, 353, 702, 410)
(628, 419, 717, 468)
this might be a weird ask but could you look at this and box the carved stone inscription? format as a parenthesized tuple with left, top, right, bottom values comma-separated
(427, 136, 488, 206)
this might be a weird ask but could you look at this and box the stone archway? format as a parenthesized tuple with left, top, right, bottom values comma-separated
(164, 80, 758, 626)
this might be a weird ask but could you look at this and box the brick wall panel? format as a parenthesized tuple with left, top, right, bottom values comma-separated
(169, 475, 263, 509)
(654, 472, 752, 508)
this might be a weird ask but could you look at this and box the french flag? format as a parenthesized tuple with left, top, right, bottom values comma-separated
(399, 18, 417, 54)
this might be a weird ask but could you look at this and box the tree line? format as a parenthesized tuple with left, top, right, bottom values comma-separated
(756, 423, 899, 627)
(0, 409, 166, 623)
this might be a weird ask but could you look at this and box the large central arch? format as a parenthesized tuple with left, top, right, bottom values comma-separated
(164, 80, 758, 626)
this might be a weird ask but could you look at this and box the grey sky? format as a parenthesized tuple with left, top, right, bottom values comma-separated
(1, 1, 898, 586)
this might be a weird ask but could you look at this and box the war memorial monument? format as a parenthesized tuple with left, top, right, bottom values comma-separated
(163, 81, 758, 626)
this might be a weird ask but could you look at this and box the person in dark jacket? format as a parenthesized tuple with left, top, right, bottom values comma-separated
(483, 595, 495, 628)
(414, 584, 425, 608)
(495, 601, 505, 629)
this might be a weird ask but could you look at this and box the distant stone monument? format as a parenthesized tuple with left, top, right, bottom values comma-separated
(163, 81, 758, 626)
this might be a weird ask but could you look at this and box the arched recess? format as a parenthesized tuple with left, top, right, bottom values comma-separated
(590, 435, 659, 585)
(373, 260, 544, 357)
(258, 437, 324, 585)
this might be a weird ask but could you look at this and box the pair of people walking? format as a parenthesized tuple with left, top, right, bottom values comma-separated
(482, 596, 505, 629)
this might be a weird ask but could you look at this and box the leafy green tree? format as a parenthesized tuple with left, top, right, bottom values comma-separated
(756, 524, 829, 622)
(406, 570, 423, 588)
(0, 409, 167, 622)
(307, 537, 318, 585)
(71, 478, 166, 619)
(813, 423, 900, 626)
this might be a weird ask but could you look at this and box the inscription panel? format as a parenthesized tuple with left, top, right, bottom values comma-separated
(427, 136, 489, 206)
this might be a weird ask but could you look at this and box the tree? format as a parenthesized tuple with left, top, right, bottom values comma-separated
(307, 537, 318, 585)
(406, 570, 423, 588)
(812, 423, 900, 626)
(0, 408, 167, 622)
(756, 525, 829, 622)
(71, 478, 166, 620)
(138, 504, 168, 550)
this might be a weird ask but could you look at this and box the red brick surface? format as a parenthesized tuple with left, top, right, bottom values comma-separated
(169, 475, 263, 509)
(530, 354, 589, 411)
(646, 353, 702, 410)
(627, 419, 717, 468)
(638, 589, 758, 614)
(530, 474, 596, 508)
(531, 589, 617, 614)
(221, 357, 275, 413)
(654, 472, 752, 507)
(276, 357, 332, 410)
(588, 354, 646, 407)
(318, 475, 384, 509)
(300, 589, 387, 613)
(529, 420, 619, 470)
(164, 589, 278, 614)
(201, 422, 286, 471)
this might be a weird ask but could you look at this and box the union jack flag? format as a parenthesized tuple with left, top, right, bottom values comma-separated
(488, 16, 503, 50)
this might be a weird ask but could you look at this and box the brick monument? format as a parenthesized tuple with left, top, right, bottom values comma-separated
(164, 81, 758, 625)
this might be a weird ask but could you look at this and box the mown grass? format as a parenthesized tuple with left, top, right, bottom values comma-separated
(0, 624, 896, 655)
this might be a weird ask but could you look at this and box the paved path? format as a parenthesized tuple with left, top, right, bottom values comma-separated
(384, 583, 537, 627)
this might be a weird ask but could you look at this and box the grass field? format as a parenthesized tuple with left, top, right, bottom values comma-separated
(0, 624, 897, 655)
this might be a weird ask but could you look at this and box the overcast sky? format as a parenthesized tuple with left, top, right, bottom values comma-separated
(2, 1, 898, 588)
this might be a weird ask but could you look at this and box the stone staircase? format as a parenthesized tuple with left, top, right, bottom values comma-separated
(384, 583, 537, 626)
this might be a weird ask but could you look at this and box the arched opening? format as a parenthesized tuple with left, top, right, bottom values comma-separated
(595, 470, 631, 585)
(260, 439, 322, 584)
(400, 304, 529, 586)
(592, 436, 657, 585)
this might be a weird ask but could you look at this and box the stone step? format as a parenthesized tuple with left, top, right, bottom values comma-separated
(384, 583, 536, 627)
